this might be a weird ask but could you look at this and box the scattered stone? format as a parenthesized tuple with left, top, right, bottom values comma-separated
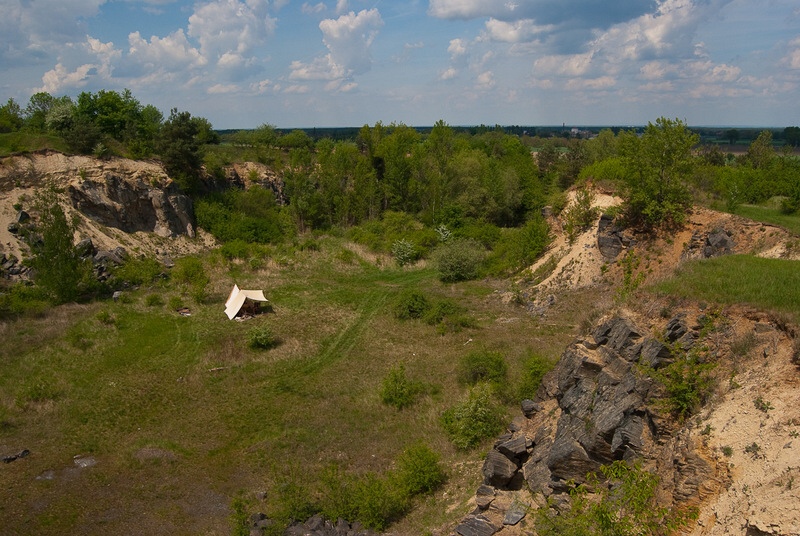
(521, 399, 542, 417)
(475, 485, 496, 509)
(455, 514, 499, 536)
(73, 455, 97, 468)
(503, 500, 528, 525)
(2, 449, 30, 463)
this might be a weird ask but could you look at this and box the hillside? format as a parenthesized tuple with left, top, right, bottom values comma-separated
(0, 153, 799, 536)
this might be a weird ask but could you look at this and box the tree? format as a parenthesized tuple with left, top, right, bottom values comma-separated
(618, 117, 699, 230)
(0, 98, 23, 133)
(28, 188, 87, 303)
(785, 126, 800, 148)
(23, 92, 56, 132)
(725, 128, 740, 145)
(157, 108, 203, 193)
(743, 130, 775, 169)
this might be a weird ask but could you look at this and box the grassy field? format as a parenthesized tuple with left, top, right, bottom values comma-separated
(0, 237, 592, 535)
(732, 204, 800, 236)
(650, 254, 800, 323)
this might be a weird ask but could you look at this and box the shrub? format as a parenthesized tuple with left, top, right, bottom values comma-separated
(441, 383, 505, 450)
(380, 364, 422, 410)
(391, 238, 417, 267)
(484, 215, 552, 275)
(392, 443, 446, 496)
(562, 187, 598, 244)
(0, 283, 50, 318)
(422, 299, 462, 325)
(516, 351, 554, 400)
(536, 460, 696, 536)
(392, 290, 431, 320)
(248, 324, 278, 350)
(458, 349, 507, 387)
(112, 256, 164, 286)
(650, 348, 716, 421)
(219, 239, 252, 260)
(432, 238, 485, 283)
(144, 293, 164, 307)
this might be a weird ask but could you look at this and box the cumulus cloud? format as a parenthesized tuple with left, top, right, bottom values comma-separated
(0, 0, 104, 64)
(481, 18, 548, 43)
(475, 70, 495, 90)
(448, 38, 468, 57)
(188, 0, 277, 68)
(290, 8, 383, 86)
(440, 67, 458, 80)
(37, 63, 96, 93)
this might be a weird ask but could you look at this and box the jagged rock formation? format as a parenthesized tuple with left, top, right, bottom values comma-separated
(456, 307, 800, 536)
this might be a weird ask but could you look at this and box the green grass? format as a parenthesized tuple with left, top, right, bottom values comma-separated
(651, 255, 800, 322)
(733, 204, 800, 235)
(0, 235, 585, 535)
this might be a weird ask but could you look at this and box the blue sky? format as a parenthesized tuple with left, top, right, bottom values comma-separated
(1, 0, 799, 129)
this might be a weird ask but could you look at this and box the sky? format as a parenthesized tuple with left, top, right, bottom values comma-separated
(1, 0, 799, 129)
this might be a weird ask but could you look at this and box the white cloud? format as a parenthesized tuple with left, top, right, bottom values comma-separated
(481, 18, 547, 43)
(208, 83, 239, 94)
(188, 0, 277, 67)
(440, 67, 458, 80)
(302, 2, 326, 15)
(127, 29, 206, 72)
(475, 70, 495, 89)
(289, 9, 383, 86)
(428, 0, 512, 20)
(335, 0, 348, 14)
(448, 38, 467, 57)
(37, 62, 96, 93)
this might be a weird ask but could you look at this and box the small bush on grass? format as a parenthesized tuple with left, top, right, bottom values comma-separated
(458, 349, 507, 387)
(392, 290, 431, 320)
(391, 238, 418, 267)
(431, 238, 485, 283)
(441, 383, 505, 450)
(248, 324, 278, 350)
(380, 364, 423, 410)
(484, 215, 552, 276)
(145, 293, 164, 307)
(0, 283, 50, 318)
(392, 443, 446, 496)
(112, 256, 164, 286)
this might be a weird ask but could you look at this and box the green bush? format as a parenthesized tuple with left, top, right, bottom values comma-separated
(0, 283, 51, 318)
(380, 364, 422, 409)
(536, 460, 696, 536)
(516, 351, 554, 400)
(441, 383, 505, 450)
(392, 443, 446, 496)
(458, 349, 507, 387)
(145, 293, 164, 307)
(392, 290, 431, 320)
(391, 238, 417, 267)
(562, 187, 599, 244)
(484, 215, 552, 275)
(219, 239, 252, 260)
(432, 238, 485, 283)
(248, 324, 278, 350)
(422, 299, 462, 325)
(650, 348, 716, 421)
(112, 256, 164, 286)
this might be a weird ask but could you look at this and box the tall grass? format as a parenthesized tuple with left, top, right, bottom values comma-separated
(651, 255, 800, 322)
(732, 204, 800, 235)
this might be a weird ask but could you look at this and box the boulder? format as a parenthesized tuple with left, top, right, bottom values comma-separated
(455, 515, 499, 536)
(482, 450, 519, 487)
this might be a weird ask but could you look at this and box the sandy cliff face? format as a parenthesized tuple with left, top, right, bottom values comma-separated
(0, 150, 215, 261)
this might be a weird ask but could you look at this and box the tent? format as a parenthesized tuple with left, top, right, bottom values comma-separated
(224, 284, 269, 320)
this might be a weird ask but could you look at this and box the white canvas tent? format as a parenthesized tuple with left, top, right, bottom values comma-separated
(225, 284, 269, 320)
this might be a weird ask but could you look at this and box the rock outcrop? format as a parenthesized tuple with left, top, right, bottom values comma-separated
(453, 308, 800, 535)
